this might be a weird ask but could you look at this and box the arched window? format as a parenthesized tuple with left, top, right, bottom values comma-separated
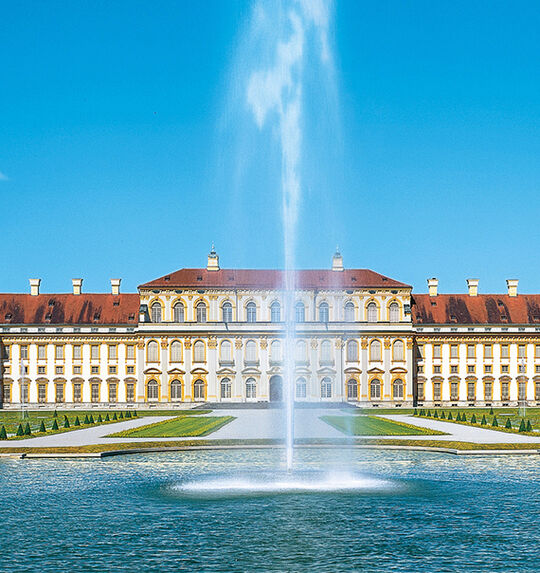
(171, 379, 182, 401)
(370, 340, 382, 361)
(347, 379, 358, 400)
(346, 340, 358, 362)
(270, 301, 281, 323)
(393, 378, 404, 399)
(344, 301, 355, 322)
(246, 377, 257, 399)
(173, 302, 184, 323)
(295, 301, 305, 323)
(321, 340, 332, 362)
(193, 340, 205, 362)
(196, 302, 207, 323)
(222, 302, 232, 323)
(246, 302, 257, 323)
(245, 340, 257, 363)
(295, 340, 307, 362)
(147, 341, 159, 362)
(220, 378, 231, 399)
(147, 379, 159, 401)
(393, 340, 404, 361)
(367, 302, 377, 323)
(151, 302, 162, 323)
(270, 340, 282, 362)
(319, 302, 329, 323)
(321, 377, 332, 398)
(389, 302, 399, 322)
(170, 341, 182, 362)
(370, 378, 381, 399)
(220, 340, 232, 362)
(193, 379, 205, 401)
(296, 377, 307, 399)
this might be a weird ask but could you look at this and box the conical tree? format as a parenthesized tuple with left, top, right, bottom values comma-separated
(471, 414, 477, 424)
(83, 415, 89, 424)
(39, 420, 46, 433)
(519, 419, 526, 432)
(74, 416, 80, 426)
(105, 413, 110, 421)
(505, 418, 512, 429)
(489, 407, 494, 415)
(97, 414, 103, 423)
(51, 419, 58, 431)
(112, 412, 118, 420)
(89, 414, 95, 424)
(456, 412, 461, 422)
(133, 410, 137, 417)
(426, 410, 431, 417)
(16, 423, 24, 436)
(64, 417, 70, 428)
(126, 411, 131, 419)
(440, 411, 446, 419)
(119, 412, 124, 419)
(434, 410, 439, 418)
(462, 413, 467, 422)
(0, 426, 7, 440)
(447, 411, 453, 420)
(481, 414, 487, 425)
(492, 416, 498, 427)
(53, 409, 58, 418)
(413, 408, 418, 416)
(527, 420, 533, 432)
(24, 422, 31, 436)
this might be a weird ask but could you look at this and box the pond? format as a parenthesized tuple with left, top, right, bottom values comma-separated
(1, 448, 539, 572)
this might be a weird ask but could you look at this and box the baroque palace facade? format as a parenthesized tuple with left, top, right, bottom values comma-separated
(1, 249, 539, 408)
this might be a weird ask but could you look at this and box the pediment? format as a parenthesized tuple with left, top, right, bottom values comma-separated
(217, 367, 236, 375)
(191, 367, 208, 375)
(241, 367, 261, 375)
(167, 367, 185, 375)
(144, 367, 161, 375)
(390, 367, 407, 374)
(367, 367, 384, 374)
(316, 366, 336, 375)
(344, 366, 362, 374)
(267, 366, 283, 375)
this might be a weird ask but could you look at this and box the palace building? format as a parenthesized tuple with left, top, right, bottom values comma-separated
(1, 249, 539, 408)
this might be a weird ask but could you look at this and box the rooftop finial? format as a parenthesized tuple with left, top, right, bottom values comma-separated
(207, 243, 219, 271)
(332, 247, 344, 271)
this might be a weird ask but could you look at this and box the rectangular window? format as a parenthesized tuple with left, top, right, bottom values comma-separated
(519, 364, 526, 373)
(450, 344, 458, 359)
(55, 345, 63, 360)
(126, 383, 135, 403)
(73, 383, 82, 403)
(91, 345, 100, 360)
(91, 366, 99, 374)
(73, 345, 82, 360)
(38, 345, 46, 360)
(433, 365, 441, 374)
(501, 382, 509, 400)
(484, 381, 492, 400)
(467, 365, 475, 374)
(108, 383, 117, 403)
(501, 365, 509, 373)
(450, 381, 459, 401)
(467, 344, 475, 359)
(21, 384, 28, 403)
(536, 345, 540, 359)
(55, 384, 64, 403)
(450, 365, 458, 374)
(55, 366, 63, 375)
(433, 344, 441, 359)
(126, 345, 135, 359)
(484, 365, 492, 373)
(535, 382, 540, 401)
(484, 344, 492, 359)
(417, 345, 424, 359)
(109, 365, 117, 375)
(433, 382, 441, 401)
(417, 382, 424, 400)
(536, 365, 540, 374)
(38, 383, 47, 403)
(91, 383, 100, 403)
(518, 344, 526, 359)
(417, 365, 424, 373)
(2, 345, 10, 360)
(20, 345, 28, 359)
(519, 381, 526, 400)
(38, 366, 46, 374)
(467, 382, 475, 401)
(73, 365, 81, 375)
(127, 365, 134, 374)
(2, 383, 11, 403)
(501, 344, 509, 359)
(108, 345, 117, 360)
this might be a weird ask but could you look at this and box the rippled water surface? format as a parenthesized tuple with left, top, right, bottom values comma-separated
(1, 448, 540, 572)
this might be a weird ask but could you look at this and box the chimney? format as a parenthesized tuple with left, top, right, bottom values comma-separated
(427, 278, 438, 297)
(111, 279, 121, 296)
(207, 243, 219, 271)
(332, 247, 344, 271)
(467, 279, 479, 297)
(72, 278, 83, 295)
(29, 279, 41, 296)
(506, 279, 518, 297)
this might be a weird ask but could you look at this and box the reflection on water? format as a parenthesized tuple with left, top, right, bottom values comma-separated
(1, 448, 540, 572)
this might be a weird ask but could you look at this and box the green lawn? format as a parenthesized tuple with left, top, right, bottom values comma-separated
(107, 415, 235, 438)
(321, 415, 444, 436)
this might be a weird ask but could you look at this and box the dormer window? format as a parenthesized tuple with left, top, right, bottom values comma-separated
(48, 299, 55, 306)
(113, 301, 120, 307)
(4, 313, 12, 320)
(93, 312, 101, 321)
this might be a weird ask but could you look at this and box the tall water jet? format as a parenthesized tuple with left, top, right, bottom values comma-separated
(246, 0, 333, 470)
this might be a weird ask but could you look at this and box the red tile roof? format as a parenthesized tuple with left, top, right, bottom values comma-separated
(413, 294, 540, 325)
(0, 294, 140, 325)
(139, 268, 410, 290)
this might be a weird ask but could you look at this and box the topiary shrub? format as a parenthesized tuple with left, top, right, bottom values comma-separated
(447, 411, 453, 420)
(519, 419, 526, 432)
(489, 407, 494, 415)
(133, 410, 137, 417)
(492, 416, 498, 427)
(125, 411, 131, 419)
(105, 413, 110, 421)
(83, 415, 90, 424)
(456, 412, 461, 421)
(97, 414, 103, 423)
(527, 420, 533, 432)
(112, 412, 118, 420)
(440, 411, 446, 419)
(16, 424, 24, 437)
(471, 414, 477, 424)
(74, 416, 80, 426)
(51, 419, 58, 431)
(461, 413, 467, 422)
(0, 426, 7, 440)
(413, 408, 417, 416)
(64, 417, 70, 428)
(53, 409, 58, 418)
(119, 412, 124, 419)
(505, 418, 512, 429)
(89, 414, 94, 424)
(481, 415, 487, 425)
(426, 410, 431, 417)
(24, 422, 31, 436)
(39, 420, 46, 433)
(434, 410, 439, 418)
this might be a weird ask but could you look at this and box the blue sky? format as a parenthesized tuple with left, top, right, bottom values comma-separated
(1, 1, 539, 295)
